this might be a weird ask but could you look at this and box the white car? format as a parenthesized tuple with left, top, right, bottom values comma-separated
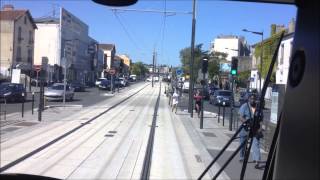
(118, 78, 127, 87)
(95, 78, 107, 86)
(44, 83, 74, 101)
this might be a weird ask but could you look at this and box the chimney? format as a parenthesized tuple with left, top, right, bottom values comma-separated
(2, 4, 14, 11)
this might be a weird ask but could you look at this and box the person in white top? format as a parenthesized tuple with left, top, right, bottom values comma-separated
(172, 89, 179, 114)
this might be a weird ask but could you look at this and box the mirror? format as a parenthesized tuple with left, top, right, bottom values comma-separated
(92, 0, 137, 6)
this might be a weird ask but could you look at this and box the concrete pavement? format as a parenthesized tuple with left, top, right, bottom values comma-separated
(1, 82, 268, 179)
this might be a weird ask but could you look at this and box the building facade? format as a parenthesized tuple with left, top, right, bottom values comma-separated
(99, 44, 116, 77)
(33, 8, 97, 84)
(34, 17, 60, 82)
(210, 35, 250, 61)
(276, 33, 294, 85)
(0, 5, 36, 80)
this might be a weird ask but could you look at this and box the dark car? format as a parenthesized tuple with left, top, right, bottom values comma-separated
(210, 90, 232, 106)
(99, 79, 111, 90)
(0, 83, 26, 102)
(239, 89, 258, 106)
(70, 82, 86, 92)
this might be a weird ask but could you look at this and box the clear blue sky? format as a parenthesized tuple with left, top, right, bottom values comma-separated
(3, 0, 296, 66)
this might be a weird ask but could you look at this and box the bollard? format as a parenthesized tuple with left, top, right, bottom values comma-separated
(229, 106, 233, 131)
(21, 93, 25, 118)
(218, 105, 221, 123)
(32, 92, 34, 114)
(222, 105, 225, 126)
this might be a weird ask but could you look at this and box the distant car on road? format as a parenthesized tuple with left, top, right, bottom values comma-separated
(44, 83, 74, 101)
(0, 83, 26, 102)
(70, 82, 86, 92)
(130, 74, 137, 81)
(210, 90, 232, 106)
(118, 77, 127, 87)
(95, 78, 107, 87)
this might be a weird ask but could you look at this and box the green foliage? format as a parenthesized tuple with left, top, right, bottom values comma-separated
(131, 62, 148, 76)
(237, 70, 251, 88)
(254, 31, 284, 82)
(271, 24, 276, 36)
(179, 44, 205, 80)
(207, 60, 219, 79)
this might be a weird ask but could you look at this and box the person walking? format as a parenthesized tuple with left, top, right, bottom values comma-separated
(194, 89, 203, 118)
(172, 89, 179, 113)
(238, 94, 263, 169)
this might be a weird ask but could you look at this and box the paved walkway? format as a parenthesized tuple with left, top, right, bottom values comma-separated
(166, 93, 268, 180)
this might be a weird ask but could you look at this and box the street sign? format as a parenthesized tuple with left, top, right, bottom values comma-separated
(109, 69, 116, 75)
(34, 65, 41, 72)
(176, 69, 183, 76)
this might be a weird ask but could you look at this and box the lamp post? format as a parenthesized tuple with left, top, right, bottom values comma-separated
(242, 29, 263, 92)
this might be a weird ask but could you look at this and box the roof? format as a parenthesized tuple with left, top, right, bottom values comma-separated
(99, 44, 115, 51)
(34, 17, 59, 24)
(0, 9, 37, 29)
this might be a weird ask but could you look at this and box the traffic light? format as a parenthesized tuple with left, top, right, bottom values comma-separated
(231, 57, 238, 75)
(202, 56, 209, 74)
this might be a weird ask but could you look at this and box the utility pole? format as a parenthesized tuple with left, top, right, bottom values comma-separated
(188, 0, 196, 118)
(152, 50, 155, 87)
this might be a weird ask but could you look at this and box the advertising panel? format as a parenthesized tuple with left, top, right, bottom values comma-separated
(220, 62, 231, 72)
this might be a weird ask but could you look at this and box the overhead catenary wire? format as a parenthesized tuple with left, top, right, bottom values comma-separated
(112, 11, 141, 51)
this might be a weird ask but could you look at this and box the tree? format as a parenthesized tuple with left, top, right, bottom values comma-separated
(237, 70, 251, 88)
(179, 44, 205, 80)
(254, 31, 285, 82)
(131, 62, 148, 77)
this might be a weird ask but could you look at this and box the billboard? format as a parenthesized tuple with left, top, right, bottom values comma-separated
(220, 62, 231, 72)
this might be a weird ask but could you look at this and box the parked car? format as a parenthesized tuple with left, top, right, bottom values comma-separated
(239, 89, 258, 106)
(130, 74, 137, 81)
(210, 90, 232, 106)
(44, 83, 74, 101)
(118, 77, 127, 87)
(70, 82, 86, 92)
(0, 83, 26, 102)
(95, 78, 107, 86)
(99, 79, 111, 90)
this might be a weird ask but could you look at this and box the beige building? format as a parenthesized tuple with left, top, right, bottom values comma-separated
(0, 5, 37, 78)
(118, 54, 131, 75)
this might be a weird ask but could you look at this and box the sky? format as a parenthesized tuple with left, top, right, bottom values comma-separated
(2, 0, 297, 66)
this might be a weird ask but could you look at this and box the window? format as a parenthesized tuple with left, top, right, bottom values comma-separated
(29, 31, 33, 44)
(18, 27, 22, 43)
(24, 16, 27, 24)
(17, 46, 21, 61)
(28, 49, 32, 62)
(280, 44, 284, 65)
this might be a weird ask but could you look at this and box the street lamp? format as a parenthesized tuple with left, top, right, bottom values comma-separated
(242, 28, 263, 92)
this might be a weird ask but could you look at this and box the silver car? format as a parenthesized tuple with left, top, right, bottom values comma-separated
(44, 83, 74, 101)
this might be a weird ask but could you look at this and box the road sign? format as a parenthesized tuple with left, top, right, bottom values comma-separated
(176, 69, 183, 76)
(34, 65, 41, 72)
(109, 69, 116, 75)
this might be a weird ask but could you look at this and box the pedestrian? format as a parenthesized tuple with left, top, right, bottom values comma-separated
(172, 89, 179, 113)
(194, 89, 203, 118)
(238, 94, 262, 169)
